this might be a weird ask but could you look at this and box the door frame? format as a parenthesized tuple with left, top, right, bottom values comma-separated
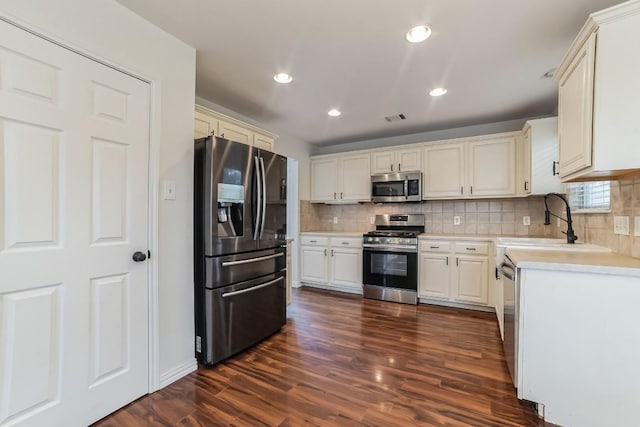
(0, 15, 163, 392)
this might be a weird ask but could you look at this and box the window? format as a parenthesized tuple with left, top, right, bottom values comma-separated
(568, 181, 611, 212)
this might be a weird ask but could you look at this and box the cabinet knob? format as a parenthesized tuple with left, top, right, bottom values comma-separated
(553, 161, 559, 176)
(398, 163, 401, 172)
(466, 247, 476, 251)
(430, 246, 439, 249)
(391, 164, 394, 172)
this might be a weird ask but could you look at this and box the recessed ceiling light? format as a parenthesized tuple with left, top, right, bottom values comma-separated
(273, 73, 293, 83)
(406, 25, 432, 43)
(328, 109, 341, 117)
(429, 87, 448, 97)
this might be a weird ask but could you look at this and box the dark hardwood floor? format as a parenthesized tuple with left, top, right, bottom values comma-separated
(93, 287, 552, 426)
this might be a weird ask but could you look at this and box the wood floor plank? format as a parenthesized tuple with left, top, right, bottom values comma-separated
(93, 287, 554, 426)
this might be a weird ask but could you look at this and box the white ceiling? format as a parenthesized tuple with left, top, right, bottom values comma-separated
(117, 0, 622, 146)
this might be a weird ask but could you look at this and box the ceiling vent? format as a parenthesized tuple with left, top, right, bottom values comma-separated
(384, 113, 406, 122)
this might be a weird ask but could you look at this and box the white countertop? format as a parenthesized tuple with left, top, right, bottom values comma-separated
(419, 234, 497, 241)
(506, 248, 640, 277)
(300, 231, 365, 237)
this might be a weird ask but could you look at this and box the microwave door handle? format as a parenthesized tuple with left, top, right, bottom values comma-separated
(253, 156, 261, 240)
(259, 156, 267, 238)
(404, 178, 409, 200)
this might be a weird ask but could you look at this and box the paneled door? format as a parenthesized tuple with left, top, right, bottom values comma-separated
(0, 20, 150, 426)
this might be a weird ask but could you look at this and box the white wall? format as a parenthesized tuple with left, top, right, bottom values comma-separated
(0, 0, 197, 385)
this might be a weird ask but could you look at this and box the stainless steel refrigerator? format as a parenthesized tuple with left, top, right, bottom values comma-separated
(194, 135, 287, 365)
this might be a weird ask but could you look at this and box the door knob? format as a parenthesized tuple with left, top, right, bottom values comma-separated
(132, 251, 147, 262)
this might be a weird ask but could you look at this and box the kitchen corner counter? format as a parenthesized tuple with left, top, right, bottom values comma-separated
(506, 248, 640, 277)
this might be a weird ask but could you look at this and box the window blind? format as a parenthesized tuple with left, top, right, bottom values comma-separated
(568, 181, 610, 211)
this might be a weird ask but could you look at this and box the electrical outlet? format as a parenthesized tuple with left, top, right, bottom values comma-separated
(333, 216, 338, 224)
(635, 216, 640, 237)
(370, 216, 375, 225)
(453, 216, 461, 225)
(523, 216, 531, 226)
(614, 216, 630, 235)
(557, 217, 561, 227)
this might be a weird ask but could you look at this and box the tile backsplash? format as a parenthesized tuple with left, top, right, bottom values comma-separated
(301, 176, 640, 259)
(569, 176, 640, 259)
(301, 196, 564, 238)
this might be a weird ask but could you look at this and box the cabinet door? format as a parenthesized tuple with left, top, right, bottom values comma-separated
(300, 246, 329, 284)
(340, 154, 371, 201)
(529, 117, 563, 195)
(468, 137, 516, 197)
(218, 119, 253, 145)
(453, 255, 488, 305)
(397, 148, 422, 172)
(423, 143, 465, 198)
(418, 253, 450, 300)
(310, 158, 339, 201)
(519, 127, 532, 196)
(558, 32, 596, 178)
(331, 248, 362, 288)
(371, 151, 395, 174)
(254, 132, 275, 152)
(194, 110, 218, 139)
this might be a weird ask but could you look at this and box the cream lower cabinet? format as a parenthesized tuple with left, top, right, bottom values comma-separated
(419, 240, 489, 307)
(300, 235, 362, 292)
(423, 134, 516, 199)
(310, 154, 370, 202)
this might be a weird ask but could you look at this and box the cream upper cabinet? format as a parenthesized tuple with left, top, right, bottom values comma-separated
(194, 110, 218, 139)
(468, 136, 516, 197)
(218, 119, 253, 145)
(310, 153, 370, 203)
(557, 33, 595, 178)
(310, 157, 339, 202)
(423, 135, 516, 199)
(194, 105, 277, 151)
(556, 2, 640, 181)
(253, 132, 275, 151)
(371, 148, 421, 174)
(519, 117, 563, 195)
(340, 154, 371, 201)
(423, 143, 465, 198)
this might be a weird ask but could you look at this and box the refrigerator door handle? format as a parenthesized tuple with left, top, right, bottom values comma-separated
(221, 276, 284, 298)
(259, 156, 267, 238)
(253, 156, 262, 240)
(221, 252, 284, 267)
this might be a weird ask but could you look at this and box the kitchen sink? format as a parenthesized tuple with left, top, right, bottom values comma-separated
(495, 237, 610, 252)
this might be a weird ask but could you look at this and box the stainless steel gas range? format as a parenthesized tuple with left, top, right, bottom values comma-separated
(362, 214, 424, 304)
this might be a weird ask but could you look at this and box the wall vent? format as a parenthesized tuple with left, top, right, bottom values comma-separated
(384, 113, 406, 122)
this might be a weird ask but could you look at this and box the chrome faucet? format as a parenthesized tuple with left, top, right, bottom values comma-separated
(543, 192, 578, 244)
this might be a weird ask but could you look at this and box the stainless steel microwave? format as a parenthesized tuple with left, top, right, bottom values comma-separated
(371, 171, 422, 202)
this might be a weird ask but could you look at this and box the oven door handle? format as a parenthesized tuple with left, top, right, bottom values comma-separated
(222, 276, 284, 298)
(363, 245, 417, 253)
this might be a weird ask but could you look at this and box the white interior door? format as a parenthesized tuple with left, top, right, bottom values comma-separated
(0, 20, 150, 426)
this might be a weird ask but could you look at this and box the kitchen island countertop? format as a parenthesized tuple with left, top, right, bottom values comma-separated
(506, 248, 640, 277)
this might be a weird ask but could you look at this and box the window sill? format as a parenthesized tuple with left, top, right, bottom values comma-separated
(572, 209, 611, 214)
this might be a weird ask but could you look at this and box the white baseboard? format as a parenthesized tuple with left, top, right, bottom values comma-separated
(158, 358, 198, 389)
(292, 280, 301, 288)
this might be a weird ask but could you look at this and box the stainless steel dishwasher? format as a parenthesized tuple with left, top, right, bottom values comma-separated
(500, 254, 518, 388)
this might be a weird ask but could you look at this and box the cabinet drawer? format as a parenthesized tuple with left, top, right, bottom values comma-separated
(420, 241, 451, 253)
(454, 242, 489, 255)
(300, 236, 329, 246)
(330, 237, 362, 248)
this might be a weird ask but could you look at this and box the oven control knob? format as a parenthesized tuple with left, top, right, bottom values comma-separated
(374, 237, 380, 242)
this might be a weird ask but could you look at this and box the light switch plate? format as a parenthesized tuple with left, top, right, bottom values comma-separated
(614, 216, 630, 236)
(453, 216, 461, 225)
(523, 216, 531, 226)
(370, 216, 375, 225)
(635, 216, 640, 237)
(163, 180, 176, 200)
(333, 216, 338, 224)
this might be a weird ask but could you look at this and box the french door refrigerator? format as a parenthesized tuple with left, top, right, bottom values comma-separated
(194, 135, 287, 365)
